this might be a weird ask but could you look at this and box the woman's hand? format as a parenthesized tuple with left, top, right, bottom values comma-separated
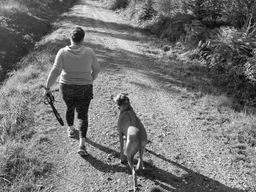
(43, 88, 53, 100)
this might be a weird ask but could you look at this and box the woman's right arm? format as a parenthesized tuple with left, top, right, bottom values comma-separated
(45, 49, 64, 89)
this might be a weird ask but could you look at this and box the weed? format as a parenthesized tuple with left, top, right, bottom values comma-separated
(0, 86, 35, 144)
(138, 0, 157, 21)
(105, 0, 129, 10)
(0, 142, 52, 191)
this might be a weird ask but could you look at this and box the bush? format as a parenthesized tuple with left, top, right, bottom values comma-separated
(183, 0, 256, 29)
(183, 0, 225, 29)
(138, 0, 157, 21)
(154, 0, 184, 16)
(197, 27, 256, 106)
(107, 0, 129, 10)
(146, 13, 195, 42)
(182, 19, 209, 45)
(222, 0, 256, 28)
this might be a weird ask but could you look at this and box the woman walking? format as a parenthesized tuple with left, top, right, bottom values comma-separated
(44, 27, 100, 156)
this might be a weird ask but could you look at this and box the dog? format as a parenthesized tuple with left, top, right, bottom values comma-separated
(111, 93, 147, 192)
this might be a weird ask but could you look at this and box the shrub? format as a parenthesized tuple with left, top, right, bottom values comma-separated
(183, 0, 224, 28)
(138, 0, 157, 21)
(154, 0, 184, 16)
(146, 13, 195, 42)
(107, 0, 129, 10)
(182, 19, 209, 45)
(222, 0, 256, 28)
(197, 27, 256, 106)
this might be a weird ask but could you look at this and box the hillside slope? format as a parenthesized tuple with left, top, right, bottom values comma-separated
(0, 0, 76, 82)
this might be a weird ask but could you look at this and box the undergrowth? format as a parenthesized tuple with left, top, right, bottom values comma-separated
(0, 38, 58, 190)
(102, 0, 129, 10)
(0, 1, 74, 191)
(0, 52, 53, 191)
(0, 0, 77, 82)
(0, 143, 52, 192)
(197, 26, 256, 107)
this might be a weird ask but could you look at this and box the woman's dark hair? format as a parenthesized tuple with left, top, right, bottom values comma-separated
(71, 27, 85, 43)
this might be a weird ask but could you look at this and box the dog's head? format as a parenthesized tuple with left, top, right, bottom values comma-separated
(111, 93, 130, 107)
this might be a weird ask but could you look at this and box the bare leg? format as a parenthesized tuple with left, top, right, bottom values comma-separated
(79, 137, 86, 147)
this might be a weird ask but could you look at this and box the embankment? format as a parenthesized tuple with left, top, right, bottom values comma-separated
(0, 0, 77, 83)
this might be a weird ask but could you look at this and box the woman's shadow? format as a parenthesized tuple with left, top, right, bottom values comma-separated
(72, 132, 245, 192)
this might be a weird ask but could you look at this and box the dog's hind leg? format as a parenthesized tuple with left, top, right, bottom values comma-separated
(136, 145, 145, 171)
(119, 133, 126, 164)
(126, 140, 138, 191)
(127, 152, 137, 192)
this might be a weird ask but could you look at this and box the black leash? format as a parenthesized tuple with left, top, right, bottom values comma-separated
(42, 87, 64, 126)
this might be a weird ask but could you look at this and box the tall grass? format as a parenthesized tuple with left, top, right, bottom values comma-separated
(0, 90, 35, 144)
(0, 0, 75, 191)
(0, 143, 52, 192)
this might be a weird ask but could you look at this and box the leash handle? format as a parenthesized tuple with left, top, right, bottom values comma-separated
(43, 93, 55, 105)
(41, 85, 64, 126)
(42, 85, 55, 105)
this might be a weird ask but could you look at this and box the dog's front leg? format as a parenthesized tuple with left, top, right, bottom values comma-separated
(119, 133, 126, 164)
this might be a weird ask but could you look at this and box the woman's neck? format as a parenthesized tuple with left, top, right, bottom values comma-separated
(70, 42, 82, 48)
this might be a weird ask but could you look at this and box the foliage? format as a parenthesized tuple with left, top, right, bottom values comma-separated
(138, 0, 157, 21)
(222, 0, 256, 28)
(183, 0, 224, 28)
(182, 19, 209, 45)
(145, 13, 195, 42)
(107, 0, 129, 10)
(154, 0, 184, 16)
(197, 27, 256, 106)
(183, 0, 256, 29)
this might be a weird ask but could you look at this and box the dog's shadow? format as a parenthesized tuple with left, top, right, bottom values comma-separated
(72, 132, 244, 192)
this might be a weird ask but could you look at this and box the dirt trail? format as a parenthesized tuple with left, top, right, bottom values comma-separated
(37, 0, 254, 191)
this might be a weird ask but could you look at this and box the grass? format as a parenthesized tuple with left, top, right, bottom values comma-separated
(0, 45, 56, 192)
(0, 142, 52, 192)
(0, 0, 76, 191)
(197, 94, 256, 170)
(0, 0, 77, 82)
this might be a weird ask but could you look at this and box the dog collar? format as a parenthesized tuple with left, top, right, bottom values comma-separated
(120, 106, 132, 114)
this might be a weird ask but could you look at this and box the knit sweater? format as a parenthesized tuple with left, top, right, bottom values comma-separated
(47, 45, 100, 86)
